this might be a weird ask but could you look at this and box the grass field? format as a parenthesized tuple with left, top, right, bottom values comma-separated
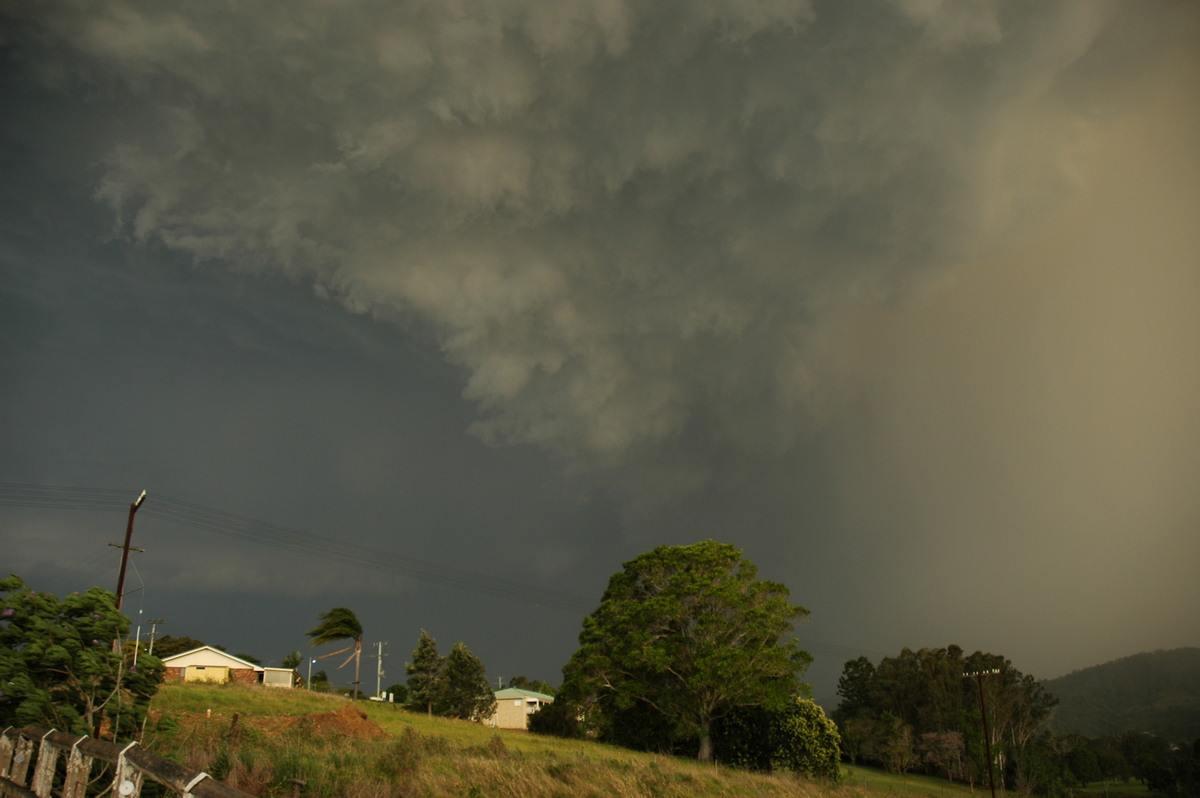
(140, 682, 1149, 798)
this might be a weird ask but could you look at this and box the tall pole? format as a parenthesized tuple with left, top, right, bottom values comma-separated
(114, 490, 146, 610)
(374, 641, 387, 698)
(147, 619, 166, 656)
(966, 668, 1000, 798)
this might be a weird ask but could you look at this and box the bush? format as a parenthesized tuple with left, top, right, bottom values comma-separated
(714, 697, 841, 781)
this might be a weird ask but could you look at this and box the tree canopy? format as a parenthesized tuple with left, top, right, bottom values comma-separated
(559, 540, 811, 762)
(405, 629, 444, 716)
(0, 574, 163, 737)
(435, 642, 496, 721)
(307, 606, 363, 699)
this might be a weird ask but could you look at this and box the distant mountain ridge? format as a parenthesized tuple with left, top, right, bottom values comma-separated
(1041, 648, 1200, 741)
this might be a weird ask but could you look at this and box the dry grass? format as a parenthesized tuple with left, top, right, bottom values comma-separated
(141, 682, 943, 798)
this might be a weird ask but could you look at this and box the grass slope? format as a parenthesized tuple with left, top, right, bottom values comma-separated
(143, 682, 975, 798)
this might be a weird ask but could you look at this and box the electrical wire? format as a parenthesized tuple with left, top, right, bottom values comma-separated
(0, 482, 893, 664)
(0, 482, 596, 614)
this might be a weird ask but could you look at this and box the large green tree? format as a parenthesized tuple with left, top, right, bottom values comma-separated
(405, 629, 444, 716)
(306, 607, 363, 699)
(435, 642, 496, 721)
(560, 540, 811, 762)
(0, 575, 163, 737)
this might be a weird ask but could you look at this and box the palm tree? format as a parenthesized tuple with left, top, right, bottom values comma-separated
(307, 607, 363, 699)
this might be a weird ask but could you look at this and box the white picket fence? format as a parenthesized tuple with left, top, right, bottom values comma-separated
(0, 726, 256, 798)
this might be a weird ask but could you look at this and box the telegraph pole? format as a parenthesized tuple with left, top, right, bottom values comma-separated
(965, 668, 1001, 798)
(147, 619, 166, 656)
(113, 490, 146, 610)
(373, 642, 388, 698)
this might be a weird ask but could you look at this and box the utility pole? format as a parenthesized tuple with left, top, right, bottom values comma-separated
(147, 619, 166, 656)
(965, 668, 1001, 798)
(113, 490, 146, 611)
(373, 641, 388, 698)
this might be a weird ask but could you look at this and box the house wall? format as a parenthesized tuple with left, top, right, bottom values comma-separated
(165, 665, 260, 684)
(230, 668, 259, 685)
(184, 665, 230, 683)
(490, 694, 552, 730)
(493, 697, 532, 730)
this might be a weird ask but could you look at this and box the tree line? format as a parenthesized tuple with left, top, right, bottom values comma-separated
(832, 645, 1200, 796)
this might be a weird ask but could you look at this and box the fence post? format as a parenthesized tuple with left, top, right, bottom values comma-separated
(30, 730, 59, 797)
(8, 734, 34, 786)
(61, 737, 93, 798)
(0, 727, 14, 777)
(113, 741, 144, 798)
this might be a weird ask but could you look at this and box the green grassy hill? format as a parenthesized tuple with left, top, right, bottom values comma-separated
(143, 682, 977, 798)
(1042, 648, 1200, 742)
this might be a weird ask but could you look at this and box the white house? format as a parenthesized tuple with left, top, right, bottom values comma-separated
(160, 646, 296, 687)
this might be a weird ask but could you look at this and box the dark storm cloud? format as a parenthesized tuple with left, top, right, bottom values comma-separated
(2, 0, 1198, 699)
(9, 0, 1168, 477)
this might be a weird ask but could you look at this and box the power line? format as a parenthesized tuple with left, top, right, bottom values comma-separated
(0, 482, 596, 614)
(0, 482, 132, 512)
(0, 482, 889, 665)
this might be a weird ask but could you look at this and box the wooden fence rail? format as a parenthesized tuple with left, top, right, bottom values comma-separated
(0, 726, 256, 798)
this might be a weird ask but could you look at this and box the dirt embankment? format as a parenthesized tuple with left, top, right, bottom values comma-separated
(159, 703, 389, 741)
(281, 704, 387, 739)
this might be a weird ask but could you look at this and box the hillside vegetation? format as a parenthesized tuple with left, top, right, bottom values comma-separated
(1042, 648, 1200, 742)
(142, 682, 974, 798)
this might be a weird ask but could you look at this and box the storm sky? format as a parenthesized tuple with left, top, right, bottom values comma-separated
(2, 0, 1198, 706)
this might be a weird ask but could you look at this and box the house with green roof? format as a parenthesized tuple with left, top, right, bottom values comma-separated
(489, 687, 554, 730)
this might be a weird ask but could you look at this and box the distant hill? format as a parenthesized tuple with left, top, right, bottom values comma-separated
(1041, 648, 1200, 742)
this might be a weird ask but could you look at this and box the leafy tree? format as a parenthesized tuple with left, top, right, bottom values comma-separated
(878, 712, 917, 775)
(406, 629, 444, 716)
(560, 540, 811, 762)
(919, 730, 966, 781)
(384, 682, 408, 703)
(0, 575, 164, 737)
(435, 642, 496, 721)
(833, 656, 878, 722)
(281, 650, 302, 669)
(307, 606, 363, 699)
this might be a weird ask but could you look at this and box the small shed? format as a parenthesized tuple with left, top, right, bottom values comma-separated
(261, 667, 299, 688)
(161, 646, 265, 686)
(489, 687, 554, 730)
